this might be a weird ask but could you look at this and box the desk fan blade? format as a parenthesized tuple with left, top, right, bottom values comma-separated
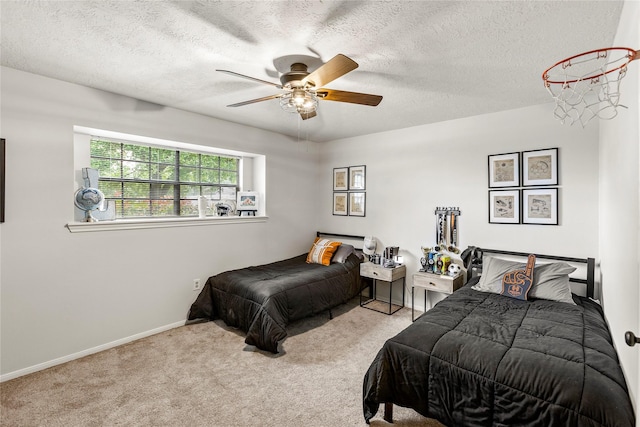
(216, 69, 283, 89)
(316, 89, 382, 106)
(227, 94, 283, 107)
(300, 110, 317, 120)
(302, 54, 358, 88)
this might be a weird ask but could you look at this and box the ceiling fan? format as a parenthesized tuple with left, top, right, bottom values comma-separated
(216, 54, 383, 120)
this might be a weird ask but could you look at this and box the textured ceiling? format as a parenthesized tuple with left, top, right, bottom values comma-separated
(0, 1, 624, 142)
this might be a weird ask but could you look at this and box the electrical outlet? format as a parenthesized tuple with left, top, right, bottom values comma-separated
(193, 279, 201, 291)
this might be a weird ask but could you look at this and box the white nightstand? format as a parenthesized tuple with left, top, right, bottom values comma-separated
(360, 262, 406, 315)
(411, 271, 464, 321)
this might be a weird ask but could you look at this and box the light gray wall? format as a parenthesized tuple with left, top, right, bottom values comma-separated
(319, 103, 600, 308)
(599, 0, 640, 408)
(0, 67, 321, 378)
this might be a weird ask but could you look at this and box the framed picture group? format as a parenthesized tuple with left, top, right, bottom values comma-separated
(333, 165, 366, 217)
(488, 148, 559, 225)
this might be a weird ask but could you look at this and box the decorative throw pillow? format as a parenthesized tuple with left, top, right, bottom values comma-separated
(472, 255, 577, 304)
(331, 244, 355, 263)
(306, 238, 342, 266)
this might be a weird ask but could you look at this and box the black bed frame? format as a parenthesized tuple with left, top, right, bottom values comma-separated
(474, 247, 596, 299)
(316, 231, 365, 250)
(382, 246, 597, 424)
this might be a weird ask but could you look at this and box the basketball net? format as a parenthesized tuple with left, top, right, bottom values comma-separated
(542, 48, 638, 127)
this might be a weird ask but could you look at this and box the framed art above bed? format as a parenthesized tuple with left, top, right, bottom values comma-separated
(488, 189, 520, 224)
(488, 148, 561, 226)
(488, 152, 519, 188)
(522, 147, 558, 186)
(348, 192, 365, 217)
(522, 187, 558, 225)
(348, 165, 366, 190)
(333, 167, 348, 191)
(333, 192, 348, 216)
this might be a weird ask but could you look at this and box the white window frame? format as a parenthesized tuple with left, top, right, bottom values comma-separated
(68, 126, 267, 233)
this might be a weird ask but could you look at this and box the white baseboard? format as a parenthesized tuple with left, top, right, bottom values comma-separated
(0, 320, 185, 383)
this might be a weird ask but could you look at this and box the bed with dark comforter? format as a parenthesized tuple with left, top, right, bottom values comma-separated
(187, 245, 362, 353)
(363, 249, 635, 426)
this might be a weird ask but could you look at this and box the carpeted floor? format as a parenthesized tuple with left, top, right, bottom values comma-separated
(1, 298, 444, 426)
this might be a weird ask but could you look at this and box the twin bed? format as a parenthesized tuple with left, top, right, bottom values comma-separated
(363, 248, 635, 426)
(186, 239, 634, 426)
(187, 232, 364, 353)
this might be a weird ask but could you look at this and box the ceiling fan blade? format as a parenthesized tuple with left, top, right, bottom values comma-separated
(316, 89, 382, 106)
(300, 110, 317, 120)
(302, 54, 358, 88)
(227, 94, 283, 107)
(216, 69, 283, 89)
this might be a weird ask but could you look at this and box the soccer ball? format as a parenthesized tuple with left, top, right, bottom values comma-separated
(448, 263, 462, 277)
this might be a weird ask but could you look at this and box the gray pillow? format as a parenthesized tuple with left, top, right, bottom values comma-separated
(472, 255, 577, 304)
(331, 244, 355, 263)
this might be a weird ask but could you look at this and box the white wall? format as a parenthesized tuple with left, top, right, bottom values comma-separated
(319, 103, 600, 308)
(0, 67, 321, 379)
(599, 0, 640, 408)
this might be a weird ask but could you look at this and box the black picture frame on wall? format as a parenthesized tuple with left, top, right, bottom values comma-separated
(332, 192, 348, 216)
(488, 152, 520, 188)
(333, 167, 348, 191)
(522, 188, 559, 225)
(1, 138, 5, 223)
(348, 165, 366, 190)
(348, 192, 366, 217)
(522, 148, 558, 186)
(488, 189, 520, 224)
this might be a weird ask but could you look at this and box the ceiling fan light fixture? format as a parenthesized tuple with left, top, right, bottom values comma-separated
(292, 89, 306, 106)
(280, 90, 318, 114)
(302, 97, 316, 109)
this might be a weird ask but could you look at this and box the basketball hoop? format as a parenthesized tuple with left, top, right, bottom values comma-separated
(542, 47, 639, 127)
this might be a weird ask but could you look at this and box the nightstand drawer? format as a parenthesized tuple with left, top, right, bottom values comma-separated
(413, 272, 463, 295)
(360, 262, 406, 282)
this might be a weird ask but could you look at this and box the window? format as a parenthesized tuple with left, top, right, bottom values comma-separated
(90, 138, 239, 218)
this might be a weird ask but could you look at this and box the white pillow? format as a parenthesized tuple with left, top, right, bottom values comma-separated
(472, 255, 577, 305)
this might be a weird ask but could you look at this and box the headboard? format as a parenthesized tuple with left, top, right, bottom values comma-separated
(470, 247, 596, 299)
(316, 231, 366, 251)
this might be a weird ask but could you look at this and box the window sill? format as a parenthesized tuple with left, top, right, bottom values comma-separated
(66, 215, 268, 233)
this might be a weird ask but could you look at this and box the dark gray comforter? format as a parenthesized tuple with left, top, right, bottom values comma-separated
(363, 279, 635, 426)
(187, 253, 361, 353)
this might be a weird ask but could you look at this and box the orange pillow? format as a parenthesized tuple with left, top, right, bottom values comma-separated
(306, 237, 341, 266)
